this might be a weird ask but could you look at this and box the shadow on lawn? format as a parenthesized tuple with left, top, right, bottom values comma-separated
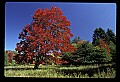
(56, 64, 116, 77)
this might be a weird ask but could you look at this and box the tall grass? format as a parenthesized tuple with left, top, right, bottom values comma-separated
(4, 64, 116, 78)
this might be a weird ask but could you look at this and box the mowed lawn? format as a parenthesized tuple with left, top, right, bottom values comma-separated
(4, 64, 116, 78)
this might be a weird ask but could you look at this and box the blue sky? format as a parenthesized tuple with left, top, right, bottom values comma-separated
(5, 2, 116, 51)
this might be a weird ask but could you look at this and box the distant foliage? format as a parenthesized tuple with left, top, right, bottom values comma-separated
(71, 36, 81, 44)
(106, 28, 116, 45)
(89, 46, 109, 63)
(72, 41, 94, 64)
(92, 27, 106, 46)
(4, 52, 9, 66)
(108, 41, 116, 62)
(4, 50, 16, 66)
(62, 41, 110, 66)
(5, 51, 14, 62)
(99, 38, 110, 55)
(92, 27, 116, 63)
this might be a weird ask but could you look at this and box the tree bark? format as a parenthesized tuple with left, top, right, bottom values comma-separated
(34, 56, 40, 69)
(34, 63, 39, 69)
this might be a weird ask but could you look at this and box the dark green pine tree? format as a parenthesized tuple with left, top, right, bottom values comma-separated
(106, 28, 116, 45)
(92, 27, 107, 46)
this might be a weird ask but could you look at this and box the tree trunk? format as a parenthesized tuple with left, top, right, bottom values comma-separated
(34, 63, 39, 69)
(34, 56, 40, 69)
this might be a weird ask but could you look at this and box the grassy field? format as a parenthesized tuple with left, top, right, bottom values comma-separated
(4, 64, 116, 78)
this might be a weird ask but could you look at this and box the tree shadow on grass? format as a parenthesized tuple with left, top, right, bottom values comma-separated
(56, 64, 116, 77)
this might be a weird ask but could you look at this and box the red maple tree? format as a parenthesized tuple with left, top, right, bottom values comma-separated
(15, 6, 76, 69)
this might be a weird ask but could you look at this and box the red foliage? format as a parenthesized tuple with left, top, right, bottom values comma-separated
(99, 38, 110, 55)
(5, 51, 15, 63)
(41, 61, 45, 65)
(15, 6, 76, 65)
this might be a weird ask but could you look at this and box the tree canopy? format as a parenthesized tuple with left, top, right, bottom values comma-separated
(92, 27, 116, 46)
(14, 6, 76, 69)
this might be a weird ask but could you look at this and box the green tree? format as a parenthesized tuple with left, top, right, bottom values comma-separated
(68, 41, 93, 65)
(71, 36, 80, 44)
(92, 27, 107, 46)
(62, 41, 109, 66)
(92, 27, 116, 46)
(89, 46, 109, 63)
(109, 41, 116, 62)
(106, 28, 116, 45)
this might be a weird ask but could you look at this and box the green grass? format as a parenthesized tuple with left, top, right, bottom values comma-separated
(4, 64, 116, 78)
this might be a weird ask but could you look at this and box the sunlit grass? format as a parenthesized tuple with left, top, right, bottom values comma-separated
(4, 64, 116, 78)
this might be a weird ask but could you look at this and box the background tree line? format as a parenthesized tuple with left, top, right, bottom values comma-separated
(62, 27, 116, 66)
(5, 27, 116, 66)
